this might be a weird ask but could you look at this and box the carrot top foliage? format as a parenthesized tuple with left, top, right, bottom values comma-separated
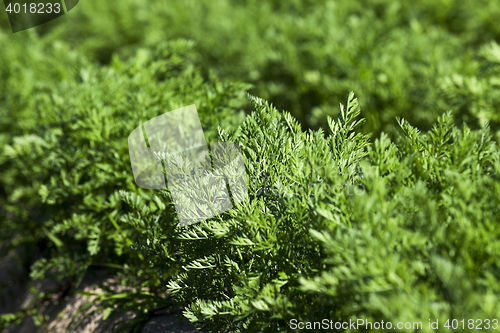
(1, 0, 500, 332)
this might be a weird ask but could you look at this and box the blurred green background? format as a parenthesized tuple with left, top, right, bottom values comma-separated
(2, 0, 500, 139)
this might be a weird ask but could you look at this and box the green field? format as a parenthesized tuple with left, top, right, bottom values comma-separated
(1, 0, 500, 332)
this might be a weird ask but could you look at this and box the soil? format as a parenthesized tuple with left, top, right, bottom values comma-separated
(0, 247, 201, 333)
